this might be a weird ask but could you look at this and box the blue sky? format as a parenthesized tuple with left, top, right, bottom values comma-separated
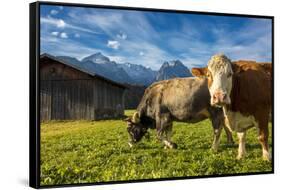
(40, 4, 272, 70)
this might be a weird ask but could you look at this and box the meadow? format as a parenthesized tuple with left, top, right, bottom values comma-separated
(40, 110, 272, 186)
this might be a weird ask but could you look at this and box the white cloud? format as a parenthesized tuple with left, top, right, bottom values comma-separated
(50, 9, 59, 15)
(57, 19, 65, 28)
(107, 40, 120, 50)
(41, 17, 66, 28)
(51, 31, 59, 36)
(69, 10, 159, 41)
(119, 40, 175, 70)
(139, 51, 144, 56)
(41, 17, 100, 34)
(74, 33, 80, 38)
(117, 33, 127, 40)
(179, 54, 208, 69)
(40, 36, 59, 43)
(60, 32, 68, 38)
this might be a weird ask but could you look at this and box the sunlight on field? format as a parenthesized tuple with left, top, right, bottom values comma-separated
(40, 113, 272, 186)
(124, 109, 136, 117)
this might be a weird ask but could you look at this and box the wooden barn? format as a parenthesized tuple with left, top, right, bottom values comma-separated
(40, 54, 126, 121)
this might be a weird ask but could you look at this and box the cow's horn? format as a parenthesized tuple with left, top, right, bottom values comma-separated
(132, 112, 140, 123)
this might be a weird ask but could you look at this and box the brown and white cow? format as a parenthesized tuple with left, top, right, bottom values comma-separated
(192, 54, 272, 160)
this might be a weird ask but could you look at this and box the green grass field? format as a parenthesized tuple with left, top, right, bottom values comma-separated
(40, 110, 272, 186)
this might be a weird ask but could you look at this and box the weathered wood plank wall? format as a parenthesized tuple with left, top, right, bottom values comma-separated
(40, 56, 125, 121)
(40, 79, 125, 121)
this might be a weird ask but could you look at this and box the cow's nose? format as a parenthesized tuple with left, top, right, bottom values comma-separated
(212, 91, 227, 104)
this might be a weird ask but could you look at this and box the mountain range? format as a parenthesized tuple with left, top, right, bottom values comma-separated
(56, 52, 192, 86)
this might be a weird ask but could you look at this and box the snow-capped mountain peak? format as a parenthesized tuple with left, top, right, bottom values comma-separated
(81, 52, 110, 64)
(156, 60, 192, 81)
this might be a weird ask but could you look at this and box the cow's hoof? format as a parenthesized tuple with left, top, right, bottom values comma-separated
(236, 154, 245, 160)
(236, 156, 242, 160)
(211, 146, 218, 153)
(128, 142, 134, 148)
(262, 152, 271, 161)
(263, 157, 271, 161)
(170, 142, 177, 149)
(164, 142, 177, 149)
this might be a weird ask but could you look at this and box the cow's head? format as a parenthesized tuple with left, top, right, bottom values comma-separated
(192, 54, 233, 107)
(124, 112, 148, 147)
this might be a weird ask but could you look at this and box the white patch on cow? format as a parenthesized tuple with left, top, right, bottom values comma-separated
(207, 54, 233, 105)
(223, 108, 259, 160)
(237, 132, 246, 159)
(257, 127, 271, 161)
(256, 127, 271, 161)
(212, 128, 222, 152)
(163, 140, 174, 149)
(223, 108, 258, 133)
(262, 147, 271, 161)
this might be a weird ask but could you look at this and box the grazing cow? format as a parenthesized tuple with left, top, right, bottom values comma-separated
(125, 77, 234, 151)
(191, 54, 272, 160)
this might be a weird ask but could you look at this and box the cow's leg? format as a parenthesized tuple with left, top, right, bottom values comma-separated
(212, 125, 222, 152)
(163, 124, 177, 149)
(155, 112, 176, 149)
(223, 125, 234, 145)
(258, 123, 271, 161)
(237, 131, 246, 160)
(155, 112, 163, 141)
(212, 124, 234, 152)
(209, 111, 224, 152)
(256, 109, 271, 161)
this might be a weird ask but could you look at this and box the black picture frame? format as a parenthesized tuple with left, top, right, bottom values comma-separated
(30, 1, 274, 188)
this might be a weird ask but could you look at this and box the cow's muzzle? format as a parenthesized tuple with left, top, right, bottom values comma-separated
(211, 90, 230, 106)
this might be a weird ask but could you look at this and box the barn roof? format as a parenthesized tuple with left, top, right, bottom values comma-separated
(40, 53, 127, 89)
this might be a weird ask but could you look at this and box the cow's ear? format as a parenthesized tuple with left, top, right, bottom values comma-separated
(124, 117, 132, 123)
(191, 67, 208, 77)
